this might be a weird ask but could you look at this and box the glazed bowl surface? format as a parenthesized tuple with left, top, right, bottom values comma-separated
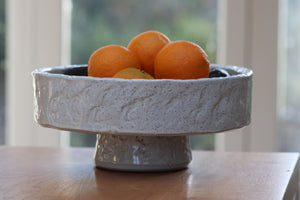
(32, 64, 252, 136)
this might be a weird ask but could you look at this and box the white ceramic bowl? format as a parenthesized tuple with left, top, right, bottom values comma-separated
(32, 64, 252, 171)
(32, 64, 252, 136)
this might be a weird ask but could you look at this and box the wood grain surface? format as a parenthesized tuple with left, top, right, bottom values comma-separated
(0, 146, 298, 200)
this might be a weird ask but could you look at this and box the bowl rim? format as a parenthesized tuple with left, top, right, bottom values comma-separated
(32, 64, 253, 83)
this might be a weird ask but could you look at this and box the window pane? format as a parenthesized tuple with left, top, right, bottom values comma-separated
(278, 0, 300, 152)
(70, 0, 218, 150)
(0, 0, 5, 145)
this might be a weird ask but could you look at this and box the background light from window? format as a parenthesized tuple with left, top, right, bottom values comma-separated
(70, 0, 218, 150)
(278, 0, 300, 152)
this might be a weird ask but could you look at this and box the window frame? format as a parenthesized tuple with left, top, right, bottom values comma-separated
(216, 0, 279, 151)
(6, 0, 71, 146)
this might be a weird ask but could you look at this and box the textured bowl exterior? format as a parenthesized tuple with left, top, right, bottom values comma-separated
(32, 64, 252, 135)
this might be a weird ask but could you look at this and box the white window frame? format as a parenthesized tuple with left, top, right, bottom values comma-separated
(6, 0, 71, 146)
(6, 0, 279, 151)
(216, 0, 279, 152)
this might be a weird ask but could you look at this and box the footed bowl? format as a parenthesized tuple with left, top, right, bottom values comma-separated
(32, 64, 252, 171)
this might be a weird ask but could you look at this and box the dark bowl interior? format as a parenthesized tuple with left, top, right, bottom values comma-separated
(44, 64, 237, 78)
(46, 65, 88, 76)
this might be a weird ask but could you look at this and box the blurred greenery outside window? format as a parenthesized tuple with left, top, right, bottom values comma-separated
(70, 0, 218, 150)
(0, 0, 5, 145)
(277, 0, 300, 152)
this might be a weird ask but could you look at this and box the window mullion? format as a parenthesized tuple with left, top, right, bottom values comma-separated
(6, 0, 66, 146)
(216, 0, 279, 152)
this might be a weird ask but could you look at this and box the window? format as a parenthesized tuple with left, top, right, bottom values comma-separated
(0, 0, 5, 145)
(70, 0, 218, 149)
(277, 0, 300, 152)
(5, 1, 283, 152)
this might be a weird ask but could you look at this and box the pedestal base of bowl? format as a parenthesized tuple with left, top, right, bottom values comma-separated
(94, 134, 192, 172)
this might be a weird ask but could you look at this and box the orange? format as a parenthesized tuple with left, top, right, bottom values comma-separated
(128, 30, 170, 77)
(112, 68, 154, 79)
(154, 41, 210, 79)
(88, 45, 141, 78)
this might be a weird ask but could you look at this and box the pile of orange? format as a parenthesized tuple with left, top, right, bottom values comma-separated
(88, 30, 210, 80)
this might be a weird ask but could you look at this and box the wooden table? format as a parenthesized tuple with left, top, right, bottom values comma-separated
(0, 146, 298, 200)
